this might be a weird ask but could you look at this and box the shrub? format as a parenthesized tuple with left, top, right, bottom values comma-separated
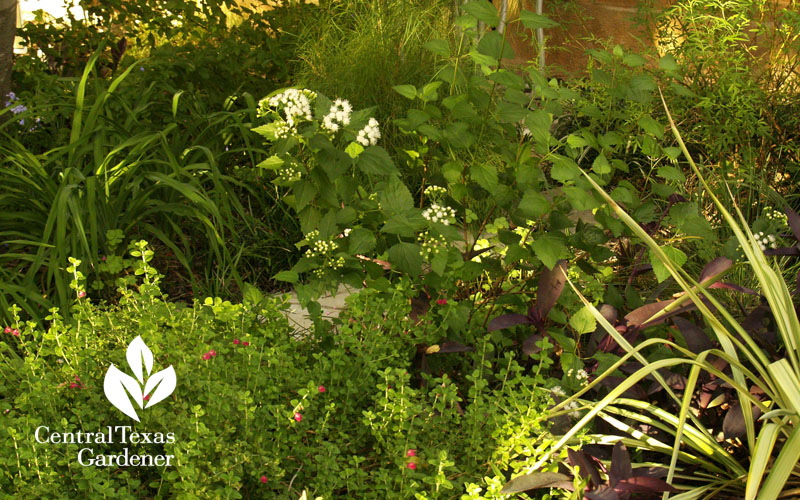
(0, 243, 562, 499)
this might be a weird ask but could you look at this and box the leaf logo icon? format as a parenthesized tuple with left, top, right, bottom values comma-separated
(104, 336, 176, 421)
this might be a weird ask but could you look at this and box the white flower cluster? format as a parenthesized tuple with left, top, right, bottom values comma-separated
(424, 185, 447, 199)
(258, 89, 316, 126)
(422, 203, 456, 225)
(273, 121, 293, 139)
(340, 228, 352, 238)
(566, 368, 589, 383)
(278, 165, 302, 182)
(550, 386, 582, 419)
(764, 205, 788, 226)
(356, 118, 381, 147)
(418, 230, 447, 258)
(322, 99, 352, 133)
(754, 231, 778, 251)
(305, 239, 339, 258)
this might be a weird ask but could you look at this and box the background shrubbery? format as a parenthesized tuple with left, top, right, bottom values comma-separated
(3, 0, 800, 497)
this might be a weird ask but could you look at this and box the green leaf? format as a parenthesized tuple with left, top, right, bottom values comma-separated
(348, 228, 376, 254)
(638, 115, 665, 139)
(470, 163, 498, 192)
(659, 54, 679, 72)
(592, 153, 611, 174)
(344, 142, 364, 158)
(241, 283, 264, 305)
(468, 48, 498, 67)
(569, 305, 596, 334)
(518, 191, 550, 219)
(657, 165, 686, 183)
(501, 472, 571, 494)
(649, 246, 687, 283)
(388, 242, 423, 276)
(273, 270, 298, 283)
(420, 81, 443, 103)
(532, 235, 568, 270)
(357, 146, 397, 175)
(294, 180, 317, 211)
(462, 0, 500, 27)
(550, 155, 580, 183)
(381, 211, 426, 237)
(477, 31, 515, 60)
(380, 176, 414, 214)
(518, 10, 558, 29)
(423, 39, 450, 57)
(256, 155, 283, 170)
(392, 85, 417, 100)
(496, 101, 527, 123)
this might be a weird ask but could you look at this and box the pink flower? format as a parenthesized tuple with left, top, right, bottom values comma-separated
(11, 329, 19, 337)
(74, 375, 80, 382)
(260, 475, 268, 484)
(243, 341, 250, 347)
(77, 290, 86, 298)
(233, 339, 240, 345)
(69, 382, 78, 389)
(202, 353, 211, 360)
(101, 256, 107, 262)
(318, 385, 326, 393)
(3, 327, 10, 334)
(143, 394, 151, 401)
(294, 412, 302, 422)
(406, 449, 416, 457)
(209, 349, 217, 357)
(407, 462, 416, 470)
(437, 298, 447, 306)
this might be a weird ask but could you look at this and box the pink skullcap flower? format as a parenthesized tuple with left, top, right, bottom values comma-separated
(294, 412, 302, 422)
(74, 375, 80, 382)
(407, 462, 416, 470)
(243, 341, 250, 346)
(3, 327, 10, 334)
(143, 394, 151, 401)
(69, 382, 78, 389)
(209, 349, 217, 357)
(11, 329, 19, 336)
(318, 385, 326, 393)
(260, 475, 267, 484)
(233, 339, 240, 345)
(77, 290, 86, 298)
(436, 298, 447, 306)
(202, 352, 211, 360)
(406, 449, 416, 457)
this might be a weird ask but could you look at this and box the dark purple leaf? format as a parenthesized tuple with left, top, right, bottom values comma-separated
(435, 341, 474, 353)
(522, 334, 544, 356)
(723, 403, 763, 440)
(614, 477, 678, 494)
(786, 207, 800, 243)
(500, 472, 574, 494)
(567, 449, 602, 487)
(672, 316, 714, 353)
(632, 467, 668, 479)
(609, 442, 633, 486)
(699, 256, 733, 283)
(624, 299, 699, 331)
(708, 282, 758, 294)
(631, 264, 653, 277)
(531, 260, 567, 324)
(488, 313, 533, 331)
(764, 247, 800, 256)
(668, 193, 688, 204)
(647, 371, 687, 395)
(597, 376, 647, 399)
(586, 485, 620, 500)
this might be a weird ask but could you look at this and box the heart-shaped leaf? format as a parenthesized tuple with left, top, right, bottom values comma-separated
(488, 313, 533, 331)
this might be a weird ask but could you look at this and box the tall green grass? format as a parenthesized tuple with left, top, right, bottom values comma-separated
(0, 52, 270, 322)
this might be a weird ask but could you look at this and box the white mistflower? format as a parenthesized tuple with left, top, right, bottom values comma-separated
(422, 203, 457, 225)
(424, 185, 447, 199)
(356, 118, 381, 146)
